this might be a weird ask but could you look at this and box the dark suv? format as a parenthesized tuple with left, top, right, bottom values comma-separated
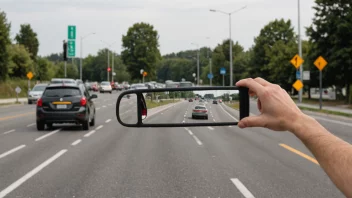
(36, 83, 97, 131)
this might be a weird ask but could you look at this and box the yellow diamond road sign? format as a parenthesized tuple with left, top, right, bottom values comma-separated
(293, 80, 303, 91)
(27, 72, 33, 80)
(314, 56, 328, 71)
(290, 54, 304, 69)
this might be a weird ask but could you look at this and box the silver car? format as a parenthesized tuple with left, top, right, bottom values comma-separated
(28, 84, 47, 104)
(191, 105, 208, 119)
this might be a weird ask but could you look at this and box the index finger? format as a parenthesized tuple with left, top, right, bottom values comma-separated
(236, 78, 264, 95)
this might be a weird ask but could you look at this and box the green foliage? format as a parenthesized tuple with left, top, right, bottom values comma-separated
(15, 24, 39, 61)
(0, 11, 11, 81)
(157, 58, 195, 82)
(8, 44, 34, 78)
(121, 22, 161, 80)
(35, 57, 53, 81)
(306, 0, 352, 102)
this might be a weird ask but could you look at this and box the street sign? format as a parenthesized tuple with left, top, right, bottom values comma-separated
(143, 71, 147, 77)
(207, 73, 214, 79)
(296, 71, 301, 80)
(15, 86, 21, 94)
(314, 56, 328, 71)
(292, 80, 303, 91)
(290, 54, 304, 69)
(68, 25, 76, 40)
(113, 72, 116, 76)
(140, 69, 144, 75)
(27, 72, 33, 80)
(220, 68, 226, 75)
(67, 40, 75, 57)
(303, 71, 310, 80)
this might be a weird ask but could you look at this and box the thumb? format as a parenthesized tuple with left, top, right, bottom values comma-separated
(238, 115, 266, 128)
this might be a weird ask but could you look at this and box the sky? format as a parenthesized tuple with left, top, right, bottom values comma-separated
(2, 0, 316, 57)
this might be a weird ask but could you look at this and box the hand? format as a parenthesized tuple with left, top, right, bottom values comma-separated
(236, 78, 305, 132)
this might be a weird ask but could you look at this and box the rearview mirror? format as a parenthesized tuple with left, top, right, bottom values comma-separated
(115, 86, 249, 127)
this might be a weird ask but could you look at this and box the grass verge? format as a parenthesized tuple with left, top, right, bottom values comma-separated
(0, 79, 30, 99)
(145, 99, 180, 109)
(299, 106, 352, 118)
(225, 102, 239, 110)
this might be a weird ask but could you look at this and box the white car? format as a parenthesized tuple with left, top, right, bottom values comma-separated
(28, 84, 47, 104)
(99, 81, 112, 94)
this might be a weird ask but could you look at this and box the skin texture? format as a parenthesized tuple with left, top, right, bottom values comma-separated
(236, 78, 352, 197)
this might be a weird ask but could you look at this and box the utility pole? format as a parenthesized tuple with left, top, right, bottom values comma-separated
(298, 0, 303, 103)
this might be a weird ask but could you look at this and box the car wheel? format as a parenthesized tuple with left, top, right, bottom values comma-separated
(28, 100, 32, 104)
(46, 123, 53, 129)
(82, 119, 89, 130)
(37, 121, 45, 131)
(89, 112, 95, 126)
(110, 91, 112, 94)
(205, 116, 208, 119)
(192, 115, 195, 119)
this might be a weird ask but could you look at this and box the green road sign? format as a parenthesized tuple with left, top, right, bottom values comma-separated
(68, 25, 76, 40)
(68, 40, 75, 57)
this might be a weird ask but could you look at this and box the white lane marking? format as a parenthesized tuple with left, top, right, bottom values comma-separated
(96, 125, 103, 130)
(231, 178, 255, 198)
(71, 139, 82, 146)
(161, 113, 163, 115)
(184, 128, 202, 145)
(0, 145, 26, 160)
(84, 130, 96, 137)
(102, 105, 107, 108)
(229, 126, 233, 128)
(213, 119, 216, 122)
(220, 104, 239, 121)
(0, 149, 67, 198)
(311, 115, 352, 127)
(3, 129, 15, 135)
(96, 107, 101, 110)
(120, 110, 131, 116)
(26, 123, 35, 127)
(207, 127, 214, 130)
(105, 119, 111, 123)
(35, 129, 61, 141)
(182, 120, 185, 123)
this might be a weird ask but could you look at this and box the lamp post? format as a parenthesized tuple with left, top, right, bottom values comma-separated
(80, 32, 95, 80)
(210, 6, 247, 86)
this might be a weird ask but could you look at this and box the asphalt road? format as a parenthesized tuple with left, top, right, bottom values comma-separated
(0, 92, 350, 197)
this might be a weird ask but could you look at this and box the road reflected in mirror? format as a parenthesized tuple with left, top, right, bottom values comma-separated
(119, 93, 138, 125)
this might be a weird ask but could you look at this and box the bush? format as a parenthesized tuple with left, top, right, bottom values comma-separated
(0, 78, 32, 98)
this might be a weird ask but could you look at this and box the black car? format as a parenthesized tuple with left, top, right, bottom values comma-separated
(212, 100, 218, 104)
(36, 83, 97, 131)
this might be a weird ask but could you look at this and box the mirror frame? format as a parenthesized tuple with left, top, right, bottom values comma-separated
(115, 86, 249, 127)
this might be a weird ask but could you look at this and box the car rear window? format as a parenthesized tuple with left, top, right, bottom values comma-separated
(195, 106, 206, 110)
(32, 85, 46, 91)
(43, 87, 81, 97)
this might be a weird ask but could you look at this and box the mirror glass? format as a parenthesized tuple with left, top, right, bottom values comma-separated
(118, 93, 138, 124)
(119, 90, 240, 125)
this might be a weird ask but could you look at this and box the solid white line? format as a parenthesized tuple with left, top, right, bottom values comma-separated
(231, 178, 255, 198)
(96, 125, 103, 130)
(192, 135, 203, 146)
(71, 139, 82, 146)
(220, 104, 239, 121)
(3, 129, 15, 135)
(96, 107, 101, 110)
(26, 123, 35, 127)
(35, 129, 61, 141)
(0, 145, 26, 160)
(312, 115, 352, 127)
(207, 127, 214, 130)
(84, 130, 96, 137)
(0, 149, 67, 198)
(102, 105, 107, 108)
(105, 119, 111, 123)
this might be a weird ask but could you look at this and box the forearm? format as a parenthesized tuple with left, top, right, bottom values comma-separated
(292, 115, 352, 197)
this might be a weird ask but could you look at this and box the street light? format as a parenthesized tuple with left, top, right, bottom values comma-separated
(297, 0, 303, 103)
(101, 40, 117, 82)
(206, 37, 212, 86)
(210, 6, 247, 86)
(80, 32, 95, 80)
(191, 43, 200, 86)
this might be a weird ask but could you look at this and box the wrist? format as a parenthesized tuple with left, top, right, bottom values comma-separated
(289, 113, 317, 137)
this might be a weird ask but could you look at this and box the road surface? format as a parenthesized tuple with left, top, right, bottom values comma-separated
(0, 92, 349, 197)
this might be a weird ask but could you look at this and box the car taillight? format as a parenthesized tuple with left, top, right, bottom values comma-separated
(37, 98, 43, 107)
(80, 97, 87, 106)
(142, 108, 147, 116)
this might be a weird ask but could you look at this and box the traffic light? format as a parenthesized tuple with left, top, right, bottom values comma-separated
(63, 41, 67, 61)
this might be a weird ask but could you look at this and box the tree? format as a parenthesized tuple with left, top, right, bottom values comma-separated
(36, 57, 53, 81)
(15, 24, 39, 61)
(8, 44, 34, 78)
(121, 22, 161, 80)
(306, 0, 352, 102)
(0, 11, 11, 81)
(251, 19, 296, 79)
(156, 58, 195, 82)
